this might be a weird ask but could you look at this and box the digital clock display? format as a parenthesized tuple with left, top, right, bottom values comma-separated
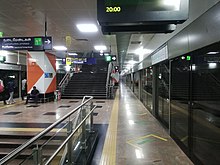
(106, 6, 121, 13)
(105, 0, 181, 12)
(97, 0, 189, 26)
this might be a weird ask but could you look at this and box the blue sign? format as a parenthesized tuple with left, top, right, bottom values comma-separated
(45, 73, 53, 78)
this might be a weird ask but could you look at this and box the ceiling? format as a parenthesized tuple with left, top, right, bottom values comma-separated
(0, 0, 199, 72)
(0, 0, 117, 56)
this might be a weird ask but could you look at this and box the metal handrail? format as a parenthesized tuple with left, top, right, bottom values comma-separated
(106, 63, 113, 98)
(45, 105, 97, 165)
(58, 71, 70, 87)
(0, 96, 94, 165)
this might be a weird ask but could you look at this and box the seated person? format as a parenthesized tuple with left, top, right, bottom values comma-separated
(25, 86, 39, 104)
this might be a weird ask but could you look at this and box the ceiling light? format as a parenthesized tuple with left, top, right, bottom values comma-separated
(135, 47, 152, 55)
(209, 63, 217, 69)
(207, 52, 219, 55)
(76, 24, 98, 32)
(128, 60, 138, 65)
(68, 53, 78, 56)
(53, 46, 67, 51)
(0, 50, 10, 56)
(94, 45, 107, 51)
(163, 0, 180, 10)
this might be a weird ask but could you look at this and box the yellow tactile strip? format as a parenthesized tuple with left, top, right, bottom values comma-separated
(99, 90, 119, 165)
(0, 100, 24, 109)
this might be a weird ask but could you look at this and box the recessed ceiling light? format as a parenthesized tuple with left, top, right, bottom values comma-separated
(53, 46, 67, 51)
(135, 47, 152, 55)
(76, 24, 98, 33)
(207, 51, 219, 54)
(94, 45, 107, 51)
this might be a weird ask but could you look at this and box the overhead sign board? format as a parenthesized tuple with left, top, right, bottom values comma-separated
(97, 0, 189, 26)
(63, 58, 97, 65)
(105, 55, 117, 62)
(97, 0, 189, 33)
(0, 36, 52, 51)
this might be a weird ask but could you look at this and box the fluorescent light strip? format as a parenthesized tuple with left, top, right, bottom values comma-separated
(94, 45, 107, 51)
(53, 46, 67, 51)
(76, 24, 98, 32)
(207, 52, 219, 55)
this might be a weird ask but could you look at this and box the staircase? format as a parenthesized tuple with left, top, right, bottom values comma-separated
(62, 72, 107, 99)
(0, 126, 66, 164)
(62, 62, 108, 99)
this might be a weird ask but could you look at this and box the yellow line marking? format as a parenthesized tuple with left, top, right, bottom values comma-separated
(0, 127, 66, 133)
(126, 141, 142, 150)
(0, 100, 24, 109)
(150, 134, 168, 141)
(99, 90, 119, 165)
(126, 134, 168, 149)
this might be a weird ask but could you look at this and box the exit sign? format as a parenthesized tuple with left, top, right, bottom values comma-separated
(0, 32, 3, 37)
(105, 56, 111, 62)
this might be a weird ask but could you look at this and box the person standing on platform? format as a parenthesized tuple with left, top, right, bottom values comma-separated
(21, 78, 27, 100)
(6, 78, 15, 104)
(0, 78, 7, 105)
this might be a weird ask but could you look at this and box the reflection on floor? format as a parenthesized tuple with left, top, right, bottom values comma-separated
(0, 86, 193, 164)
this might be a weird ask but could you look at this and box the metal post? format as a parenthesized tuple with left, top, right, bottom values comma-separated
(67, 120, 73, 165)
(81, 106, 87, 150)
(90, 102, 95, 133)
(33, 144, 42, 165)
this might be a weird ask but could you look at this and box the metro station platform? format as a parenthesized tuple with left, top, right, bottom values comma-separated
(0, 83, 193, 165)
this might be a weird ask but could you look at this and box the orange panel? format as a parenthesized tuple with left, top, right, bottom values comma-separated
(46, 76, 56, 93)
(27, 52, 44, 92)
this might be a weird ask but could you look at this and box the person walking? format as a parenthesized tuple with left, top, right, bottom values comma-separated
(21, 78, 27, 100)
(0, 78, 7, 105)
(6, 78, 15, 104)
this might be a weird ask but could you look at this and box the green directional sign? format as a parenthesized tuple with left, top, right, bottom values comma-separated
(34, 37, 43, 46)
(105, 55, 111, 62)
(186, 55, 191, 61)
(0, 32, 3, 37)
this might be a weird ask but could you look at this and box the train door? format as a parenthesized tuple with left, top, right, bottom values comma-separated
(170, 55, 191, 152)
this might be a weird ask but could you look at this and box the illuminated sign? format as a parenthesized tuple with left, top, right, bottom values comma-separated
(97, 0, 189, 33)
(105, 56, 111, 62)
(0, 36, 52, 51)
(186, 56, 191, 61)
(64, 58, 96, 65)
(105, 55, 117, 62)
(0, 32, 3, 38)
(106, 6, 121, 13)
(66, 57, 72, 65)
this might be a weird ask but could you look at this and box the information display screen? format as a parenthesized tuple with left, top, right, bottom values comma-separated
(97, 0, 189, 26)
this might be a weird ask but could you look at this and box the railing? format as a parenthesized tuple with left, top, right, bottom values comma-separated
(58, 71, 73, 94)
(0, 96, 96, 165)
(106, 63, 113, 98)
(208, 72, 220, 87)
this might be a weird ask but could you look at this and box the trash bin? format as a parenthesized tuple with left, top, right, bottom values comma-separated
(57, 90, 61, 101)
(54, 90, 59, 101)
